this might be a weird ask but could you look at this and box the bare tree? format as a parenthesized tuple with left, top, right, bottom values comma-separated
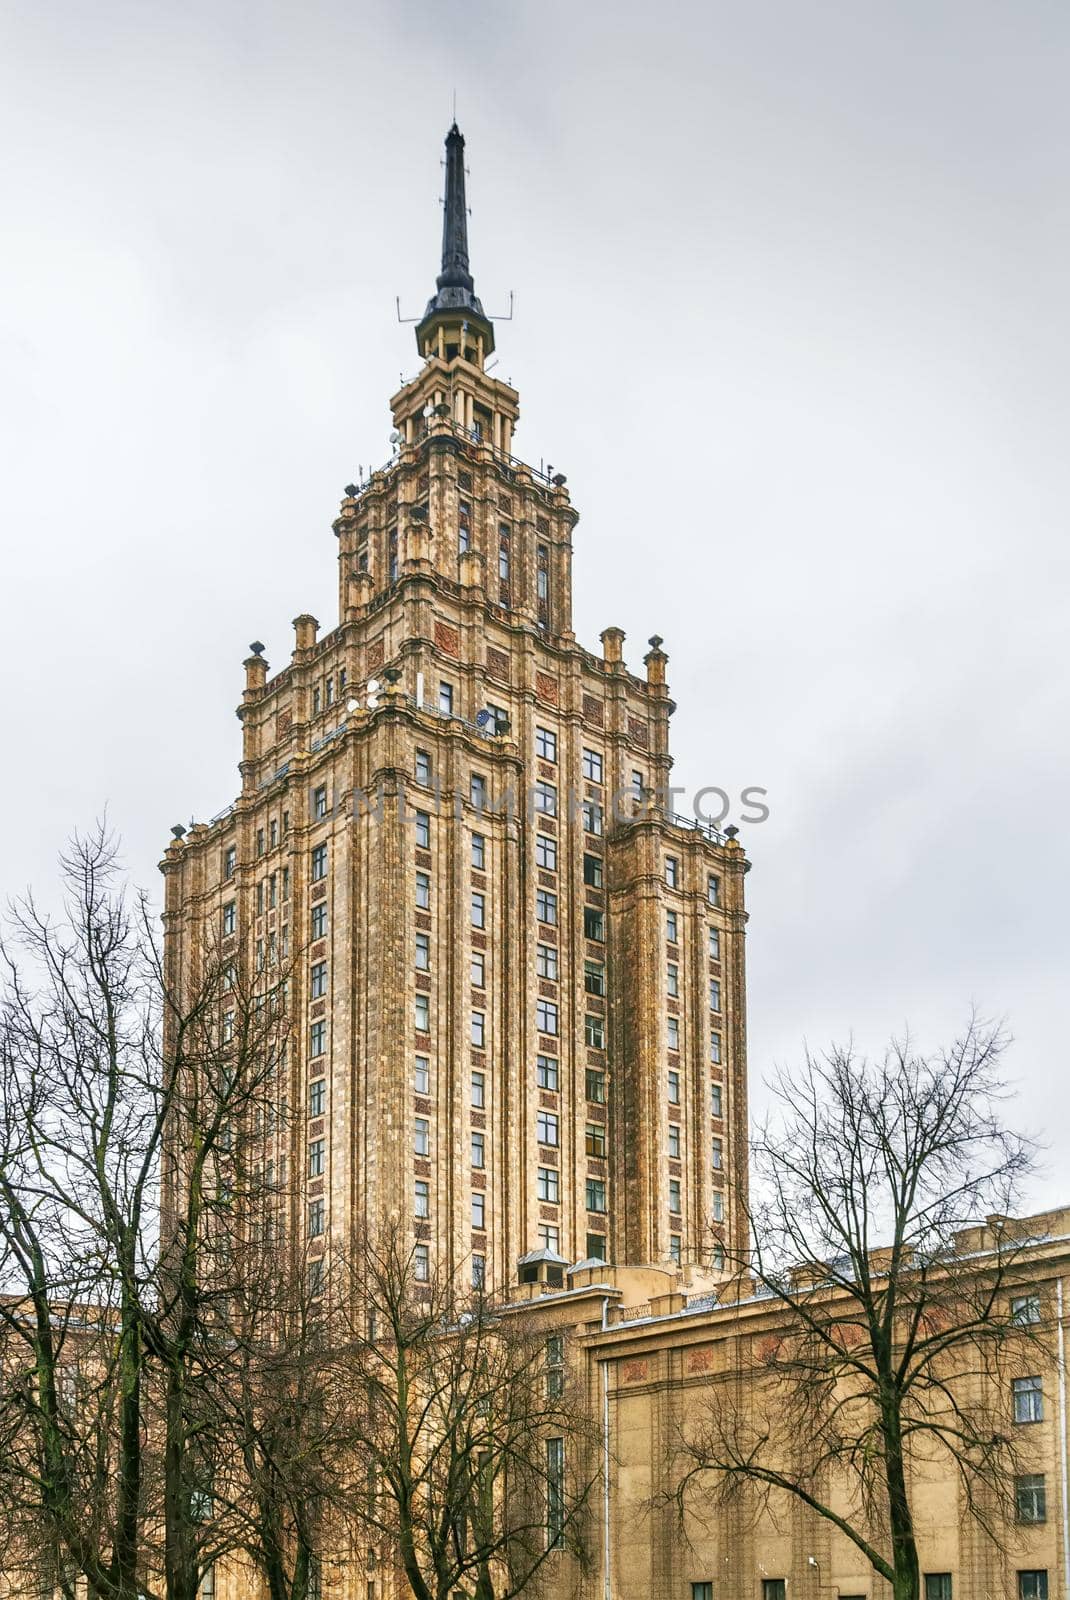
(0, 826, 287, 1600)
(334, 1225, 597, 1600)
(673, 1017, 1044, 1600)
(201, 1238, 353, 1600)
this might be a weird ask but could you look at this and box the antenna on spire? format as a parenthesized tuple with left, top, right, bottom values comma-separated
(452, 88, 457, 123)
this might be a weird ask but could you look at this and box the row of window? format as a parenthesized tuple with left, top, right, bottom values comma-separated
(414, 1111, 608, 1159)
(916, 1575, 1050, 1600)
(310, 671, 346, 718)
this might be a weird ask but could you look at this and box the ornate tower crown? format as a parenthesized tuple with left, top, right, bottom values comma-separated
(415, 123, 495, 364)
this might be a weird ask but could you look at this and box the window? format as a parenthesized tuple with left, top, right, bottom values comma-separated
(537, 1111, 559, 1148)
(586, 1232, 606, 1260)
(1013, 1376, 1044, 1424)
(539, 1222, 560, 1253)
(415, 1055, 430, 1094)
(546, 1334, 565, 1397)
(415, 811, 431, 849)
(415, 933, 430, 971)
(669, 1179, 681, 1214)
(308, 1198, 324, 1237)
(666, 910, 678, 943)
(712, 1190, 725, 1222)
(414, 993, 430, 1032)
(707, 874, 720, 905)
(1016, 1474, 1047, 1524)
(586, 1067, 606, 1104)
(534, 780, 557, 816)
(537, 999, 559, 1036)
(536, 889, 558, 926)
(667, 962, 679, 997)
(311, 960, 327, 998)
(538, 1166, 559, 1203)
(537, 943, 558, 980)
(324, 678, 334, 708)
(308, 1139, 325, 1177)
(582, 748, 604, 784)
(470, 773, 488, 809)
(415, 749, 432, 785)
(223, 846, 237, 880)
(222, 901, 236, 936)
(414, 1244, 429, 1282)
(667, 1016, 680, 1050)
(583, 852, 603, 887)
(668, 1070, 680, 1105)
(472, 1192, 486, 1229)
(471, 1131, 485, 1168)
(762, 1584, 786, 1600)
(311, 843, 328, 881)
(537, 1054, 559, 1091)
(585, 1122, 606, 1158)
(472, 1254, 486, 1289)
(256, 827, 265, 857)
(471, 892, 486, 928)
(471, 1011, 485, 1048)
(1012, 1293, 1041, 1325)
(711, 1082, 723, 1118)
(257, 881, 265, 917)
(546, 1438, 565, 1548)
(665, 856, 679, 888)
(535, 726, 557, 762)
(712, 1137, 723, 1171)
(710, 1031, 722, 1065)
(414, 1118, 429, 1156)
(535, 833, 557, 871)
(583, 907, 604, 941)
(269, 872, 277, 909)
(498, 546, 510, 583)
(282, 866, 290, 900)
(313, 785, 328, 819)
(584, 959, 605, 996)
(709, 979, 721, 1012)
(582, 800, 603, 836)
(692, 1586, 713, 1600)
(416, 871, 431, 909)
(414, 1179, 429, 1219)
(669, 1235, 681, 1264)
(1018, 1577, 1048, 1600)
(458, 501, 471, 553)
(312, 687, 321, 716)
(309, 1078, 326, 1117)
(708, 926, 720, 960)
(472, 832, 486, 869)
(438, 681, 453, 715)
(585, 1014, 605, 1049)
(668, 1124, 681, 1159)
(310, 1020, 327, 1058)
(470, 952, 485, 988)
(586, 1177, 606, 1213)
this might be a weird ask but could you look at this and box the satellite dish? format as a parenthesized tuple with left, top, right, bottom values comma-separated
(389, 430, 402, 445)
(346, 698, 360, 713)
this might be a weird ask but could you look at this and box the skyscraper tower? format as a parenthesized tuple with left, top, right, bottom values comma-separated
(160, 124, 749, 1296)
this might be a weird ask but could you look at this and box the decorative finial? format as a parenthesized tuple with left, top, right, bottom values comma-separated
(171, 823, 187, 839)
(249, 640, 265, 657)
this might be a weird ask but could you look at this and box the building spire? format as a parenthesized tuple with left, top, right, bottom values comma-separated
(438, 122, 474, 295)
(416, 123, 494, 361)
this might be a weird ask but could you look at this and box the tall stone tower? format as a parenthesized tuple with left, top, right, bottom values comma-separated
(160, 124, 749, 1296)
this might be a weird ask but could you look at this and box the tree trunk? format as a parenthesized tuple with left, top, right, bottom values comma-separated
(883, 1402, 921, 1600)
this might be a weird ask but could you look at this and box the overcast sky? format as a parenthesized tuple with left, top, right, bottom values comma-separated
(1, 1, 1067, 1207)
